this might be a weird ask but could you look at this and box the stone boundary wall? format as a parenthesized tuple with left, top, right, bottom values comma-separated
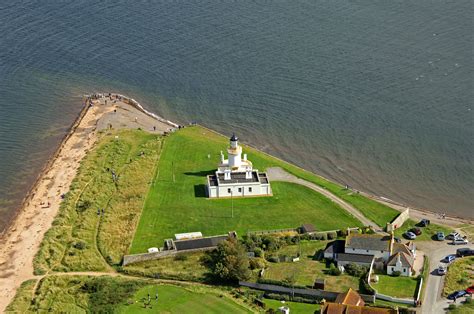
(386, 207, 410, 232)
(122, 249, 177, 266)
(247, 228, 297, 236)
(122, 246, 221, 266)
(239, 281, 376, 303)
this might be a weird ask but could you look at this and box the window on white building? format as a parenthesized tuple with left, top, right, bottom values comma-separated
(238, 188, 242, 192)
(249, 187, 252, 192)
(227, 188, 231, 193)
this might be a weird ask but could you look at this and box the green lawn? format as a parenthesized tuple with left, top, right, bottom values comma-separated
(394, 219, 453, 241)
(449, 301, 474, 313)
(118, 284, 252, 313)
(130, 127, 363, 253)
(372, 275, 418, 299)
(264, 298, 320, 313)
(262, 241, 360, 293)
(443, 256, 474, 296)
(5, 279, 37, 313)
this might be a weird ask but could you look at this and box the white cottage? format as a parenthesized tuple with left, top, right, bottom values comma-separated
(206, 134, 271, 198)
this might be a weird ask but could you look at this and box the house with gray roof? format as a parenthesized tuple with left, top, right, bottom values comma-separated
(324, 233, 416, 276)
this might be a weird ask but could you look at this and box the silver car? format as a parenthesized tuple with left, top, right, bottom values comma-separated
(452, 238, 469, 245)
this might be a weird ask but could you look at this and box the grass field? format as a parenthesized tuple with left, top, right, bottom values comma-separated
(443, 256, 474, 296)
(372, 275, 418, 298)
(130, 127, 364, 253)
(449, 301, 474, 314)
(262, 241, 360, 292)
(394, 219, 453, 241)
(34, 130, 161, 273)
(263, 298, 320, 313)
(118, 284, 252, 313)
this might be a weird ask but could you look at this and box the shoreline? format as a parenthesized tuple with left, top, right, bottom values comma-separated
(0, 93, 471, 311)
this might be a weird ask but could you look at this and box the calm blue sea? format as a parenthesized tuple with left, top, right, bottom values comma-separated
(0, 1, 472, 231)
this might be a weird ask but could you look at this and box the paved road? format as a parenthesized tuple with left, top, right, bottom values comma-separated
(418, 241, 474, 314)
(266, 167, 381, 230)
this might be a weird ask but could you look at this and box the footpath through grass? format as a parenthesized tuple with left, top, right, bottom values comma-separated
(131, 127, 363, 253)
(34, 130, 161, 273)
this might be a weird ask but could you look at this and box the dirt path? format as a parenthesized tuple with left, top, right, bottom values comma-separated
(0, 94, 176, 312)
(266, 167, 381, 230)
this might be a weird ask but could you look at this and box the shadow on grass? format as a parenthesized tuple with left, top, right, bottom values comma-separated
(194, 184, 208, 198)
(184, 170, 215, 177)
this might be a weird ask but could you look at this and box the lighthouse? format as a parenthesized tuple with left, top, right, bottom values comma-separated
(207, 133, 272, 198)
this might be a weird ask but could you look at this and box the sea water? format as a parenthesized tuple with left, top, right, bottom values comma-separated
(0, 1, 472, 231)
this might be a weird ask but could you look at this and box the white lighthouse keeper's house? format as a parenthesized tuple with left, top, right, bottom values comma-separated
(206, 134, 272, 198)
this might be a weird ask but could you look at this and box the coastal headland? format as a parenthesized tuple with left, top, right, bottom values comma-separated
(0, 94, 472, 312)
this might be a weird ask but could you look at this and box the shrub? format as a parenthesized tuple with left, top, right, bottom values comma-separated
(345, 263, 367, 277)
(174, 253, 188, 261)
(254, 247, 264, 258)
(327, 231, 337, 240)
(328, 264, 341, 276)
(249, 258, 267, 270)
(267, 256, 279, 263)
(391, 271, 401, 277)
(73, 241, 87, 250)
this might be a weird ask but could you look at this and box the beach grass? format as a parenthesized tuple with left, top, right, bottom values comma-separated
(261, 240, 360, 292)
(33, 130, 160, 273)
(372, 275, 418, 299)
(443, 256, 474, 296)
(5, 279, 37, 313)
(130, 126, 364, 253)
(394, 219, 453, 242)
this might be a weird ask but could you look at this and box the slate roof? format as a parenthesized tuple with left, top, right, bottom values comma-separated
(387, 252, 414, 269)
(336, 253, 374, 264)
(392, 243, 412, 256)
(324, 240, 345, 255)
(345, 234, 392, 252)
(335, 288, 365, 306)
(301, 223, 316, 233)
(217, 171, 260, 184)
(174, 235, 228, 251)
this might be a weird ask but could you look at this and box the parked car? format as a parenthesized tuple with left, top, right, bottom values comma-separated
(419, 219, 431, 227)
(411, 227, 422, 236)
(447, 290, 467, 300)
(447, 232, 461, 240)
(456, 248, 474, 257)
(466, 286, 474, 294)
(437, 265, 447, 275)
(445, 255, 456, 263)
(405, 231, 417, 240)
(436, 231, 445, 241)
(394, 237, 401, 243)
(452, 238, 469, 245)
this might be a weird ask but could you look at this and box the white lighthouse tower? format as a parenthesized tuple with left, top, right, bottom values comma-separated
(228, 134, 242, 169)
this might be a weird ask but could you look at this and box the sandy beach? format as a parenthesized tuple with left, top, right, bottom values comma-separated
(0, 94, 175, 312)
(0, 94, 471, 312)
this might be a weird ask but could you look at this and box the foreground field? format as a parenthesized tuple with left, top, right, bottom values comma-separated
(34, 130, 161, 273)
(118, 284, 252, 313)
(6, 275, 253, 313)
(131, 126, 364, 253)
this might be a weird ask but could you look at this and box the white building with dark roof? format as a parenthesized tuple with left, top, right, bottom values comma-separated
(207, 134, 271, 198)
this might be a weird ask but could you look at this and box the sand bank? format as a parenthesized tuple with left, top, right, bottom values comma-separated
(0, 94, 176, 312)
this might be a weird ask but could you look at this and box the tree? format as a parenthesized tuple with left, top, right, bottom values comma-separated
(205, 238, 251, 283)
